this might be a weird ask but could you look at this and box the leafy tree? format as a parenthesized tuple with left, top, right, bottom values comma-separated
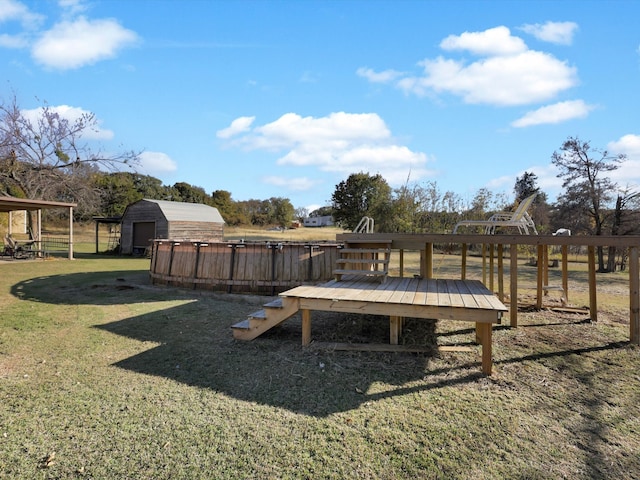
(93, 172, 171, 217)
(309, 206, 333, 217)
(551, 136, 626, 271)
(514, 171, 540, 202)
(172, 182, 208, 204)
(606, 188, 640, 271)
(294, 207, 308, 221)
(211, 189, 246, 225)
(94, 172, 143, 217)
(331, 172, 392, 231)
(0, 95, 139, 215)
(269, 197, 295, 227)
(466, 188, 508, 217)
(384, 183, 420, 233)
(514, 171, 549, 233)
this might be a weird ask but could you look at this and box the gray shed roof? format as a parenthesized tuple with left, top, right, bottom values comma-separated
(142, 199, 225, 223)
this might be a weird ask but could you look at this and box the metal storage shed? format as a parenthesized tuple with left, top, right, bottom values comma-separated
(120, 199, 225, 255)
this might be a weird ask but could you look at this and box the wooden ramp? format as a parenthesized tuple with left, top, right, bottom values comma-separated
(232, 275, 507, 374)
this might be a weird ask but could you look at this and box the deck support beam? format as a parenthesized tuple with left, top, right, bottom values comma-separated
(588, 246, 598, 322)
(477, 322, 492, 375)
(630, 246, 639, 344)
(510, 244, 518, 327)
(301, 309, 311, 346)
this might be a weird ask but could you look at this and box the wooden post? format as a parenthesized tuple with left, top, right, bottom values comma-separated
(479, 322, 492, 375)
(482, 243, 487, 286)
(399, 249, 404, 278)
(629, 246, 639, 344)
(588, 245, 597, 322)
(510, 244, 518, 327)
(561, 245, 569, 303)
(497, 244, 504, 302)
(489, 243, 495, 292)
(425, 243, 433, 279)
(37, 208, 42, 254)
(543, 245, 549, 294)
(390, 316, 400, 345)
(68, 206, 74, 260)
(301, 309, 311, 346)
(461, 243, 467, 280)
(536, 244, 544, 309)
(95, 219, 99, 254)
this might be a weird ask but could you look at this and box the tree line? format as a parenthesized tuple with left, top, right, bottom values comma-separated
(2, 96, 640, 270)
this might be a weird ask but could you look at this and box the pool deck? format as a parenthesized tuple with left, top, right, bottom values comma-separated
(280, 275, 508, 374)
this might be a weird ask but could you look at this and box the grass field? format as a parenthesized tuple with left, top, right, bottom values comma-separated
(1, 226, 639, 479)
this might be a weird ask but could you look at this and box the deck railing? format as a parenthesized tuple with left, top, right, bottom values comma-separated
(337, 233, 640, 345)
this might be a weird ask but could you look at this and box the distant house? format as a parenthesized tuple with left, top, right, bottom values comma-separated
(303, 215, 334, 227)
(120, 199, 225, 255)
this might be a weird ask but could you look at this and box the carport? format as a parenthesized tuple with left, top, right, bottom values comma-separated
(0, 196, 77, 260)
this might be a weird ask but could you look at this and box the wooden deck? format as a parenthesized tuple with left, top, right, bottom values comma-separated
(280, 275, 507, 374)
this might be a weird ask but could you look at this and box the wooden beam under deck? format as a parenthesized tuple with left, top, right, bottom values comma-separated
(282, 275, 506, 375)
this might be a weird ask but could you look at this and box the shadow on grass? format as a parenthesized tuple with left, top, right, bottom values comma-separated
(96, 304, 490, 417)
(11, 269, 492, 416)
(11, 269, 154, 305)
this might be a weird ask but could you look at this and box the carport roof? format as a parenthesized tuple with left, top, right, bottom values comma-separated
(0, 196, 77, 212)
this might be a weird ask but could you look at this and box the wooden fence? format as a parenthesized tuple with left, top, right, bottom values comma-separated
(149, 240, 343, 295)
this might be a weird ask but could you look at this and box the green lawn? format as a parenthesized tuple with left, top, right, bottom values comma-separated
(1, 254, 639, 479)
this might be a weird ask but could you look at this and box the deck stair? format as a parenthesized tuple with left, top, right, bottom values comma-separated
(333, 240, 392, 282)
(231, 297, 300, 340)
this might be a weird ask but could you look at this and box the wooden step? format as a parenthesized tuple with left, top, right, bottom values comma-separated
(263, 298, 283, 308)
(231, 319, 250, 330)
(335, 258, 388, 265)
(333, 269, 388, 277)
(339, 247, 391, 254)
(232, 297, 300, 341)
(334, 246, 390, 282)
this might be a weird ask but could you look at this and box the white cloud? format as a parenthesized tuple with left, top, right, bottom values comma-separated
(299, 71, 318, 83)
(511, 100, 594, 127)
(262, 176, 319, 191)
(356, 67, 404, 83)
(21, 104, 114, 140)
(367, 26, 577, 107)
(609, 134, 640, 156)
(521, 21, 579, 45)
(219, 112, 434, 188)
(0, 0, 44, 27)
(440, 26, 527, 56)
(0, 32, 28, 48)
(58, 0, 88, 16)
(0, 0, 44, 48)
(609, 134, 640, 189)
(31, 16, 138, 69)
(138, 151, 178, 175)
(216, 116, 255, 139)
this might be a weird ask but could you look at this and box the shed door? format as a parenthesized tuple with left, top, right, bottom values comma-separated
(133, 222, 156, 249)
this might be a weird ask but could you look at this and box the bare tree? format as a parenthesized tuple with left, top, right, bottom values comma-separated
(0, 94, 140, 218)
(551, 136, 626, 271)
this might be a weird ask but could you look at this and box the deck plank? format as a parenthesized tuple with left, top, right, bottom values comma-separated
(385, 277, 415, 304)
(437, 279, 452, 307)
(281, 277, 506, 315)
(398, 278, 420, 305)
(446, 279, 464, 308)
(454, 279, 481, 309)
(425, 280, 439, 306)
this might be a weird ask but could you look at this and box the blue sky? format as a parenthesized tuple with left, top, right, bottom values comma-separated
(2, 0, 640, 213)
